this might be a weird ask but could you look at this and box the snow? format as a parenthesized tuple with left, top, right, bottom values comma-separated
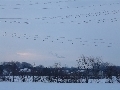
(0, 83, 120, 90)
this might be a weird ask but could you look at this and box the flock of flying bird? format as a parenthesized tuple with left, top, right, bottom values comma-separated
(0, 0, 120, 10)
(0, 0, 120, 25)
(0, 0, 119, 48)
(1, 31, 113, 48)
(0, 9, 119, 25)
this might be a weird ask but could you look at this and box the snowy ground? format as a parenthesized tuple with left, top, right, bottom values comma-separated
(0, 83, 120, 90)
(0, 76, 120, 90)
(1, 76, 120, 83)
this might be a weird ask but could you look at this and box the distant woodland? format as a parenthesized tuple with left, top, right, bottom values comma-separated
(0, 56, 120, 83)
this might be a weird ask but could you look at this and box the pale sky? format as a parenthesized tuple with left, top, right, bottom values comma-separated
(0, 0, 120, 67)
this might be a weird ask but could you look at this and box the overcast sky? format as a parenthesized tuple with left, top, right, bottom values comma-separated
(0, 0, 120, 67)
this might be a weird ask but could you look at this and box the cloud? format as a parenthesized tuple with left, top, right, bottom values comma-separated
(16, 52, 39, 60)
(17, 52, 33, 56)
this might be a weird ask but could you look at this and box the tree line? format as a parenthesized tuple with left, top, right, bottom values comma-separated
(0, 56, 120, 83)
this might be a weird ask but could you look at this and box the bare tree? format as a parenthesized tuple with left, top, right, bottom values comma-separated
(76, 55, 103, 83)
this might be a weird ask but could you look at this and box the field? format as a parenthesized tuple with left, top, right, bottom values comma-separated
(0, 83, 120, 90)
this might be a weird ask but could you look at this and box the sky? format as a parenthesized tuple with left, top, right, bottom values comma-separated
(0, 0, 120, 67)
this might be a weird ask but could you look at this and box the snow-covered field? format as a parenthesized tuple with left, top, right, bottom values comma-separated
(0, 76, 120, 90)
(0, 83, 120, 90)
(1, 76, 120, 83)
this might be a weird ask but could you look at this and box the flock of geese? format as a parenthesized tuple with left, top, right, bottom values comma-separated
(0, 0, 119, 48)
(0, 9, 119, 25)
(2, 31, 113, 48)
(0, 0, 120, 10)
(0, 0, 120, 25)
